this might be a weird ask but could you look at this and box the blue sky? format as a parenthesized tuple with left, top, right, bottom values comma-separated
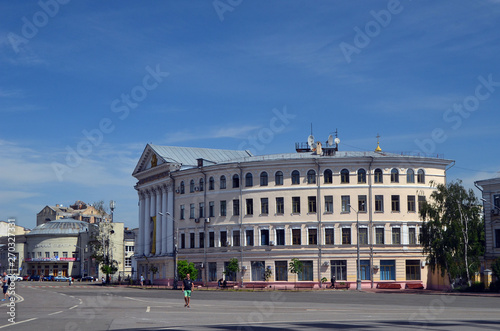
(1, 0, 500, 230)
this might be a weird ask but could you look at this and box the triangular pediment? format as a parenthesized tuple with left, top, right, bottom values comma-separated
(132, 144, 175, 177)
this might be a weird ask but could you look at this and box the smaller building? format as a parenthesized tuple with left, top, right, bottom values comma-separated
(37, 201, 111, 226)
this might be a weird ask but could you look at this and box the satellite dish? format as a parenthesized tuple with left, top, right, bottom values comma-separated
(327, 135, 333, 146)
(334, 137, 340, 145)
(307, 135, 314, 147)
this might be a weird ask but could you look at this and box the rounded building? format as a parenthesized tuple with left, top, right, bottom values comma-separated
(133, 142, 452, 289)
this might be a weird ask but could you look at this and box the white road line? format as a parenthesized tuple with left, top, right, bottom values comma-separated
(0, 318, 38, 329)
(48, 311, 63, 316)
(69, 305, 79, 310)
(146, 306, 150, 313)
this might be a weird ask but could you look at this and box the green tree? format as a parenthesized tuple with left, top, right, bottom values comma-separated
(223, 257, 240, 280)
(177, 260, 198, 281)
(420, 180, 484, 288)
(289, 258, 304, 284)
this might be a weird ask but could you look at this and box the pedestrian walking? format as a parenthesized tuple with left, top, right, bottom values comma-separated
(181, 273, 193, 308)
(140, 274, 144, 287)
(2, 272, 10, 301)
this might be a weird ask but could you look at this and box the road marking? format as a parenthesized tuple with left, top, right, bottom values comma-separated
(0, 318, 38, 329)
(69, 305, 79, 310)
(146, 306, 150, 313)
(48, 311, 63, 316)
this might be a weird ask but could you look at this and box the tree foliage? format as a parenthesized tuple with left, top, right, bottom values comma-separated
(177, 260, 198, 280)
(289, 258, 303, 275)
(420, 180, 484, 288)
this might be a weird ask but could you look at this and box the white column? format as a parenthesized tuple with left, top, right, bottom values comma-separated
(144, 191, 151, 256)
(156, 187, 162, 256)
(149, 189, 157, 255)
(166, 185, 174, 254)
(137, 191, 145, 256)
(161, 186, 168, 255)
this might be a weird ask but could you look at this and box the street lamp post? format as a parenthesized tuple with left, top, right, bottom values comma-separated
(348, 204, 362, 291)
(159, 211, 178, 289)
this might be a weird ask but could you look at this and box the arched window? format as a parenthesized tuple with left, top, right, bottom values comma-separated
(406, 169, 415, 183)
(417, 169, 425, 183)
(190, 179, 195, 193)
(275, 171, 283, 185)
(180, 181, 185, 194)
(209, 176, 215, 190)
(374, 169, 383, 183)
(358, 169, 366, 184)
(199, 178, 204, 191)
(307, 169, 316, 184)
(291, 170, 300, 185)
(245, 173, 253, 187)
(341, 169, 350, 184)
(233, 174, 240, 188)
(391, 168, 399, 183)
(220, 175, 226, 189)
(260, 172, 268, 186)
(324, 169, 332, 184)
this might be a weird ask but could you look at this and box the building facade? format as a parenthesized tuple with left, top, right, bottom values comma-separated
(133, 143, 452, 288)
(37, 201, 111, 226)
(475, 177, 500, 275)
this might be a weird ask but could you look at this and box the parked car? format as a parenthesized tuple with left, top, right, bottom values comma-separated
(7, 275, 22, 282)
(54, 276, 70, 282)
(29, 275, 40, 281)
(43, 275, 55, 281)
(81, 276, 94, 282)
(23, 275, 29, 281)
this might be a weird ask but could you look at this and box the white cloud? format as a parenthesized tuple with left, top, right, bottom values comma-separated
(164, 125, 261, 144)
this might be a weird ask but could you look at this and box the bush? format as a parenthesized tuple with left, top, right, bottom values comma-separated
(467, 282, 485, 292)
(488, 281, 500, 293)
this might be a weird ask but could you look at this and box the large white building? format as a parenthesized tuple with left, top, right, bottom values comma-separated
(133, 141, 452, 289)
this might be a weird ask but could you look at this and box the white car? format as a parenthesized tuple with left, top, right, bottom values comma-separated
(7, 275, 22, 282)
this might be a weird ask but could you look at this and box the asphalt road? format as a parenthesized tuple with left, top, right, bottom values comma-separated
(1, 281, 499, 330)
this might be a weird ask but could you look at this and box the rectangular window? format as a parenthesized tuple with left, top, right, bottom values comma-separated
(409, 227, 416, 245)
(342, 228, 351, 245)
(181, 233, 185, 249)
(407, 196, 416, 212)
(233, 230, 240, 247)
(220, 231, 227, 247)
(275, 261, 288, 281)
(292, 228, 301, 245)
(276, 197, 284, 214)
(261, 198, 269, 215)
(325, 228, 334, 245)
(358, 195, 367, 212)
(209, 201, 214, 217)
(308, 228, 317, 245)
(496, 229, 500, 248)
(392, 228, 401, 244)
(297, 261, 314, 281)
(331, 260, 347, 281)
(199, 202, 205, 218)
(495, 195, 500, 209)
(376, 228, 384, 244)
(324, 196, 333, 213)
(220, 200, 227, 217)
(246, 199, 253, 215)
(246, 229, 254, 246)
(391, 195, 400, 212)
(375, 195, 384, 212)
(233, 199, 240, 216)
(341, 196, 350, 213)
(199, 232, 204, 248)
(261, 229, 269, 245)
(224, 261, 236, 281)
(190, 233, 195, 248)
(190, 203, 195, 219)
(62, 252, 68, 258)
(54, 251, 59, 258)
(298, 261, 313, 281)
(208, 262, 217, 282)
(406, 260, 421, 280)
(251, 261, 265, 281)
(359, 227, 368, 245)
(276, 229, 285, 245)
(292, 197, 301, 214)
(418, 196, 426, 212)
(46, 252, 50, 258)
(180, 205, 185, 220)
(209, 232, 215, 247)
(380, 260, 396, 280)
(125, 257, 132, 267)
(360, 260, 371, 280)
(308, 196, 316, 213)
